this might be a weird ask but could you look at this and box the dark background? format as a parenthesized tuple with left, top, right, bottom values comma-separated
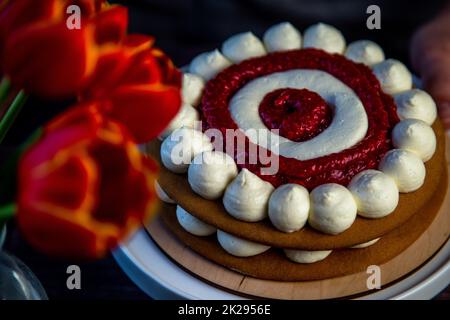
(1, 0, 449, 299)
(2, 0, 448, 147)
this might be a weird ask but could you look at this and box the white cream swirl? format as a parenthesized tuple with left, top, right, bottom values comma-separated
(308, 183, 357, 235)
(188, 151, 238, 200)
(221, 32, 267, 63)
(223, 169, 274, 222)
(392, 119, 436, 162)
(229, 69, 368, 160)
(268, 184, 309, 233)
(394, 89, 437, 125)
(350, 238, 380, 249)
(263, 22, 302, 52)
(189, 49, 232, 81)
(379, 149, 426, 192)
(176, 206, 216, 236)
(372, 59, 412, 94)
(284, 249, 332, 264)
(182, 73, 205, 106)
(303, 23, 346, 54)
(154, 181, 174, 204)
(348, 170, 399, 219)
(217, 230, 270, 257)
(159, 103, 199, 140)
(160, 127, 213, 173)
(345, 40, 385, 66)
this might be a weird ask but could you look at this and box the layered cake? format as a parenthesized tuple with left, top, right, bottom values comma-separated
(146, 22, 447, 281)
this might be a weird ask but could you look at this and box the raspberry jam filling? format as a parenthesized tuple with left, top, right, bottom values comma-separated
(200, 48, 399, 189)
(259, 88, 332, 142)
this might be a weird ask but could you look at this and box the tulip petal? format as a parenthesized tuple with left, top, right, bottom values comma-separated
(107, 84, 181, 143)
(17, 103, 159, 260)
(17, 205, 115, 259)
(4, 23, 91, 97)
(91, 4, 128, 45)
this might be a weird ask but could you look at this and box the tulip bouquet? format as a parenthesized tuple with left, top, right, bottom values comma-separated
(0, 0, 181, 259)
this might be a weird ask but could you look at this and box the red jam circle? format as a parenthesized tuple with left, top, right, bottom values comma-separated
(259, 88, 332, 142)
(200, 48, 399, 189)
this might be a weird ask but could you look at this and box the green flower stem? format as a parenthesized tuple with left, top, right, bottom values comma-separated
(0, 203, 16, 222)
(0, 77, 10, 105)
(0, 90, 28, 143)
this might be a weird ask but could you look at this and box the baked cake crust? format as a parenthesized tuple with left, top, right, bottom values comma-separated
(154, 162, 446, 281)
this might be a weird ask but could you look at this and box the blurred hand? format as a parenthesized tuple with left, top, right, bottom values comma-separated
(411, 7, 450, 129)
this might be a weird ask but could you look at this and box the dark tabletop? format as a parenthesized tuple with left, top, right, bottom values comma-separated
(0, 0, 449, 300)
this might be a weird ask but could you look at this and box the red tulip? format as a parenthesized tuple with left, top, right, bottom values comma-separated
(0, 0, 128, 98)
(16, 102, 158, 259)
(81, 34, 182, 143)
